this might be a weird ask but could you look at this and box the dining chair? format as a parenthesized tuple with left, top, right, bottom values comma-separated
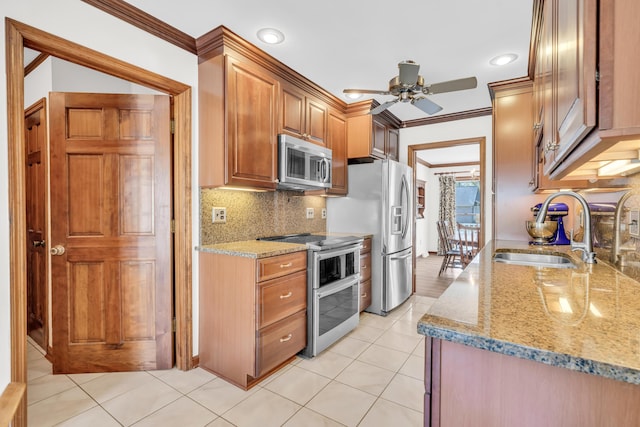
(457, 223, 480, 267)
(437, 220, 461, 275)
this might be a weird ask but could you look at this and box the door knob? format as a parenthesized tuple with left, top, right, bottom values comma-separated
(50, 245, 66, 256)
(32, 240, 45, 248)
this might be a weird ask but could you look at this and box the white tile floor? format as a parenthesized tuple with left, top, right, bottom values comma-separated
(27, 295, 437, 427)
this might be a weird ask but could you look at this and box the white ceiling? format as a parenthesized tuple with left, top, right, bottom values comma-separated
(417, 145, 479, 166)
(124, 0, 534, 122)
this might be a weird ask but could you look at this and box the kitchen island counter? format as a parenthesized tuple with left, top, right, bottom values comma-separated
(418, 240, 640, 426)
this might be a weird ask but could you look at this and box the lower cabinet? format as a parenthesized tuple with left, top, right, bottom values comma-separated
(199, 250, 307, 389)
(359, 238, 372, 312)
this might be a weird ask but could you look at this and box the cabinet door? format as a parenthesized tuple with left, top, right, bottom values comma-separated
(372, 119, 387, 159)
(327, 110, 347, 195)
(387, 128, 399, 161)
(281, 85, 305, 138)
(541, 0, 557, 173)
(554, 0, 597, 163)
(306, 98, 327, 146)
(226, 56, 279, 187)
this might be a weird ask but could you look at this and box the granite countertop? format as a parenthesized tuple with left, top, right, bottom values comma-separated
(197, 241, 306, 258)
(197, 232, 372, 259)
(418, 240, 640, 385)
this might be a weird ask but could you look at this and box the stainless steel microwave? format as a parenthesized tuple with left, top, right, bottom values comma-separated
(277, 134, 332, 191)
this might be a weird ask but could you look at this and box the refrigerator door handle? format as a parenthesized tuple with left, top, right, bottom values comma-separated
(389, 252, 412, 260)
(401, 174, 410, 239)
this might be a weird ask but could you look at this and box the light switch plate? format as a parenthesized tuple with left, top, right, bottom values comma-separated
(629, 209, 639, 237)
(306, 208, 314, 219)
(212, 207, 227, 223)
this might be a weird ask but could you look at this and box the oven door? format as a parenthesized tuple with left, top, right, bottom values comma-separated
(308, 277, 359, 357)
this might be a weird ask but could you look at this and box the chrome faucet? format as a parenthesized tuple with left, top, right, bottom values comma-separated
(536, 191, 597, 264)
(611, 190, 633, 266)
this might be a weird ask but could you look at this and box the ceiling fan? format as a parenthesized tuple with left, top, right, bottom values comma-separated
(343, 60, 478, 115)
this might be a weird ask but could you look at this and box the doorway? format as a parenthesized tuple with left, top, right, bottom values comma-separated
(407, 137, 486, 291)
(7, 18, 193, 426)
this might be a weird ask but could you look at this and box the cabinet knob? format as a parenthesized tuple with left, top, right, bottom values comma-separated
(544, 140, 559, 154)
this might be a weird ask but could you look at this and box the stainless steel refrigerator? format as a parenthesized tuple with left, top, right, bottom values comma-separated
(327, 159, 413, 316)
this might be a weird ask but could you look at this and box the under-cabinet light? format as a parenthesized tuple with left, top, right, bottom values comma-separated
(597, 159, 640, 177)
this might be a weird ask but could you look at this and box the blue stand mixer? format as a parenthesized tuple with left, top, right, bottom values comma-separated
(531, 202, 571, 245)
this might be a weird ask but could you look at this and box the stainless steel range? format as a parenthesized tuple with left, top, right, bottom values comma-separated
(259, 233, 363, 357)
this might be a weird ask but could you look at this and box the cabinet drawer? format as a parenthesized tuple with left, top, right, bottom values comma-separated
(256, 310, 306, 376)
(360, 252, 371, 282)
(258, 270, 307, 329)
(258, 251, 306, 282)
(360, 279, 372, 312)
(361, 238, 372, 254)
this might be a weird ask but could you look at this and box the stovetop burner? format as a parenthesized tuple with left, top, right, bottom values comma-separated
(258, 233, 363, 251)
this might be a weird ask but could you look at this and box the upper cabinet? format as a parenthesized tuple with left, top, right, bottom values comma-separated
(196, 26, 364, 192)
(534, 0, 640, 179)
(199, 53, 279, 190)
(281, 83, 328, 146)
(347, 101, 401, 162)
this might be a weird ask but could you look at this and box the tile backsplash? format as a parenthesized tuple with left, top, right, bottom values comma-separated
(200, 189, 327, 244)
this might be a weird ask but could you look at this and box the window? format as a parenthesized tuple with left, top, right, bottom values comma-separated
(455, 180, 480, 225)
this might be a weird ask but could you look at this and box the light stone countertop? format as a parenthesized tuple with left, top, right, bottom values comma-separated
(196, 232, 373, 259)
(418, 239, 640, 385)
(197, 241, 306, 258)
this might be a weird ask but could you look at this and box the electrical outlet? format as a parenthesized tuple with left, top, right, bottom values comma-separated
(629, 209, 639, 237)
(306, 208, 314, 219)
(321, 208, 327, 219)
(212, 207, 227, 223)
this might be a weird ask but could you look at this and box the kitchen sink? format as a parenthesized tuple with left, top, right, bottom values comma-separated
(493, 251, 576, 269)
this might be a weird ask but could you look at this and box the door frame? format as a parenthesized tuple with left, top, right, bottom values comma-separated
(6, 18, 194, 426)
(407, 137, 486, 291)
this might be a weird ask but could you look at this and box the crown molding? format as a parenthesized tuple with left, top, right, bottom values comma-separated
(401, 107, 493, 128)
(81, 0, 197, 54)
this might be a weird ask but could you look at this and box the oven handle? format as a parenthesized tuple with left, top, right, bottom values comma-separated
(316, 275, 360, 299)
(315, 243, 362, 262)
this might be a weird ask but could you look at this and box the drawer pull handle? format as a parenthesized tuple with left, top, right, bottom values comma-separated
(280, 334, 293, 343)
(280, 262, 293, 268)
(361, 293, 367, 298)
(280, 292, 293, 299)
(361, 265, 367, 269)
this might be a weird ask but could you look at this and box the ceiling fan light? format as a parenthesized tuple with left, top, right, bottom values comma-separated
(257, 28, 285, 44)
(489, 53, 518, 66)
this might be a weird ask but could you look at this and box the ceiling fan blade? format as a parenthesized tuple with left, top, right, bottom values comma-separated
(369, 99, 398, 115)
(398, 60, 420, 86)
(411, 97, 443, 115)
(343, 88, 391, 95)
(425, 76, 478, 95)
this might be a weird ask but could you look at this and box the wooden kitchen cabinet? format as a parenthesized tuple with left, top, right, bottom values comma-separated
(534, 0, 640, 179)
(359, 237, 372, 312)
(281, 82, 328, 146)
(199, 250, 307, 389)
(198, 53, 279, 190)
(347, 100, 402, 162)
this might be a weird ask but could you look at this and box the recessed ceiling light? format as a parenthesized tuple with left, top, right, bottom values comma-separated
(257, 28, 285, 45)
(489, 53, 518, 66)
(345, 93, 362, 100)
